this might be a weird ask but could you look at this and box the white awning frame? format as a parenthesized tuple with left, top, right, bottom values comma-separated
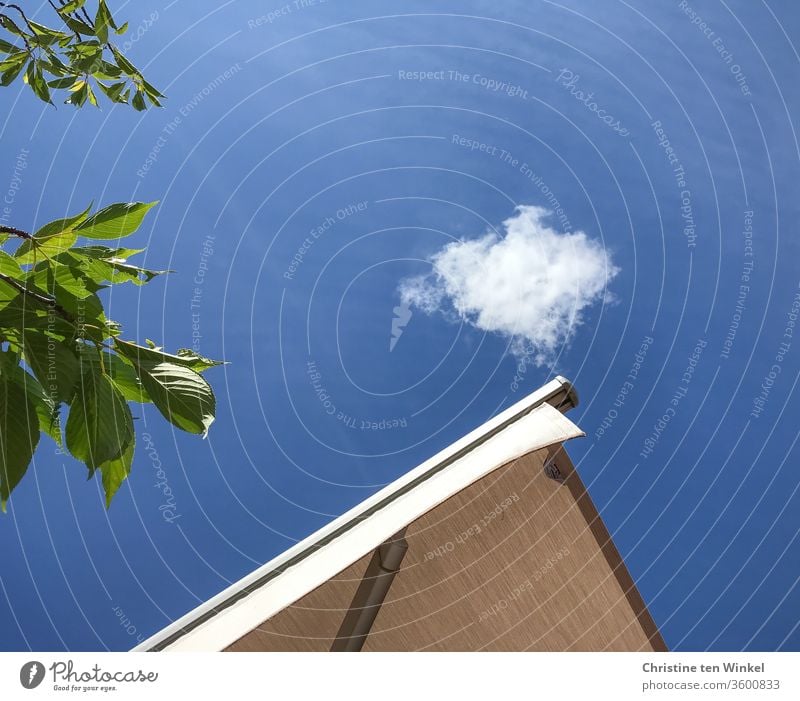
(135, 376, 584, 651)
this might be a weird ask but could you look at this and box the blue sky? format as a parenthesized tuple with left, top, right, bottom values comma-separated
(1, 0, 799, 651)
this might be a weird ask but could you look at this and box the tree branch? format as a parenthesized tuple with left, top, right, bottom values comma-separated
(0, 9, 32, 51)
(0, 2, 37, 38)
(0, 272, 73, 320)
(0, 225, 32, 239)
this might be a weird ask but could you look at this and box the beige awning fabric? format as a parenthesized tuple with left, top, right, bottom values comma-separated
(136, 377, 664, 652)
(227, 445, 664, 652)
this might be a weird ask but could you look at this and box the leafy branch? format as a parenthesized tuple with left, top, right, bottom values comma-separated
(0, 0, 163, 109)
(0, 3, 223, 513)
(0, 203, 223, 509)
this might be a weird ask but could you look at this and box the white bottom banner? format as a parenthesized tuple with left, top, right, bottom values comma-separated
(0, 652, 797, 700)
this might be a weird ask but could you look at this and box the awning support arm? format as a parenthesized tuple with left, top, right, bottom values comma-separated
(331, 529, 408, 651)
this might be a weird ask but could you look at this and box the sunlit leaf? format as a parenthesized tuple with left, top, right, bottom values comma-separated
(0, 250, 22, 278)
(99, 433, 133, 508)
(48, 75, 81, 90)
(15, 230, 78, 263)
(115, 339, 224, 373)
(0, 278, 19, 311)
(131, 89, 146, 111)
(23, 332, 80, 403)
(57, 0, 88, 15)
(65, 364, 133, 471)
(0, 50, 27, 72)
(0, 355, 40, 509)
(0, 52, 28, 86)
(136, 360, 215, 436)
(60, 16, 95, 37)
(0, 38, 18, 54)
(175, 348, 227, 373)
(75, 348, 150, 404)
(74, 201, 157, 239)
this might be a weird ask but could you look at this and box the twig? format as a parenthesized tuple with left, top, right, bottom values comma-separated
(0, 225, 32, 239)
(0, 3, 38, 37)
(0, 271, 73, 320)
(0, 9, 32, 51)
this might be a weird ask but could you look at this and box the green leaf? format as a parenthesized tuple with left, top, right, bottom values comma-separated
(0, 250, 22, 277)
(74, 201, 157, 239)
(0, 38, 18, 54)
(57, 0, 87, 14)
(136, 360, 215, 435)
(0, 293, 67, 336)
(131, 89, 146, 111)
(23, 332, 80, 404)
(68, 41, 102, 59)
(25, 60, 52, 104)
(15, 229, 77, 263)
(106, 355, 149, 403)
(95, 0, 111, 43)
(144, 91, 162, 108)
(96, 79, 126, 102)
(0, 53, 28, 87)
(67, 249, 167, 286)
(96, 60, 122, 79)
(0, 15, 26, 38)
(105, 260, 169, 285)
(0, 50, 27, 72)
(141, 78, 164, 107)
(0, 277, 19, 311)
(29, 204, 91, 240)
(61, 15, 96, 37)
(141, 78, 164, 99)
(40, 54, 69, 75)
(99, 432, 133, 508)
(65, 365, 134, 471)
(57, 291, 110, 342)
(101, 0, 121, 32)
(110, 45, 138, 77)
(0, 358, 40, 509)
(72, 245, 144, 260)
(35, 398, 61, 447)
(28, 21, 70, 46)
(14, 206, 91, 264)
(175, 348, 226, 373)
(29, 261, 96, 299)
(65, 81, 89, 106)
(6, 365, 62, 447)
(48, 75, 81, 90)
(75, 349, 150, 403)
(115, 338, 224, 373)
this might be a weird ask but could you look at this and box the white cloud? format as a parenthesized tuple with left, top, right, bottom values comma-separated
(399, 206, 619, 366)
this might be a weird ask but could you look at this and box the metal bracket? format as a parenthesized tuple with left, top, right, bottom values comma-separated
(544, 456, 565, 482)
(331, 529, 408, 651)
